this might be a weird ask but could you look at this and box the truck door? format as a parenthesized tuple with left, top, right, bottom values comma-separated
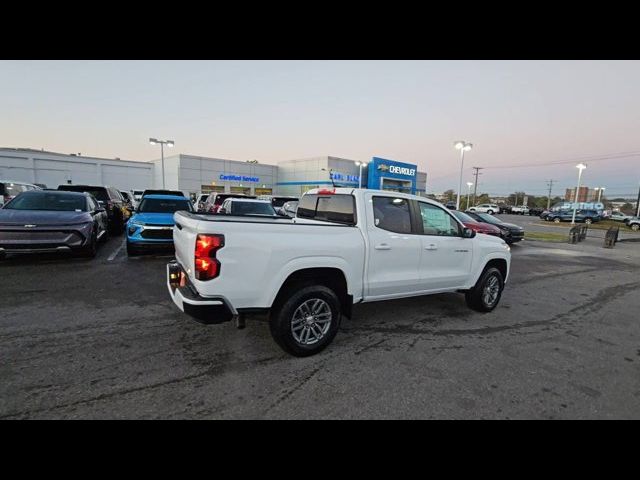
(365, 194, 423, 298)
(415, 201, 473, 290)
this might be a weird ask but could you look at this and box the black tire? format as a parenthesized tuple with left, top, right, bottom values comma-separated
(631, 224, 640, 231)
(269, 284, 342, 357)
(76, 229, 98, 258)
(126, 241, 139, 256)
(465, 267, 505, 313)
(487, 210, 493, 215)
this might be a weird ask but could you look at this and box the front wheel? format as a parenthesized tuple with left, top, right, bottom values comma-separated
(584, 218, 593, 224)
(553, 217, 561, 223)
(487, 210, 493, 215)
(631, 224, 640, 231)
(270, 285, 341, 357)
(465, 267, 505, 312)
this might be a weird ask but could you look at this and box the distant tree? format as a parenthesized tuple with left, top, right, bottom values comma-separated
(443, 189, 455, 201)
(474, 193, 491, 205)
(620, 203, 635, 214)
(508, 191, 527, 205)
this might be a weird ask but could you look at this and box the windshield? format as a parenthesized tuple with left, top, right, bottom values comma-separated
(138, 198, 194, 213)
(4, 192, 87, 211)
(60, 186, 108, 202)
(232, 202, 275, 215)
(476, 213, 500, 224)
(451, 210, 476, 223)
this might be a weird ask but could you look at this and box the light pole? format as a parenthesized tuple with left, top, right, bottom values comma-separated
(149, 138, 174, 189)
(466, 182, 473, 210)
(355, 161, 367, 188)
(571, 163, 587, 225)
(454, 141, 473, 210)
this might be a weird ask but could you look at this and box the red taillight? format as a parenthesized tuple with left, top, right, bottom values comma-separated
(317, 188, 335, 195)
(195, 234, 224, 280)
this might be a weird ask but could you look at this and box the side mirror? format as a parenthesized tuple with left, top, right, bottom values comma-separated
(96, 207, 106, 213)
(462, 227, 476, 238)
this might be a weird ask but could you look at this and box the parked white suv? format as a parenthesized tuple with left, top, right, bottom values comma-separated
(167, 188, 511, 356)
(468, 203, 499, 214)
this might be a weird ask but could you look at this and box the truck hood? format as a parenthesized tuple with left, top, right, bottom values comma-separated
(0, 209, 91, 226)
(129, 212, 176, 225)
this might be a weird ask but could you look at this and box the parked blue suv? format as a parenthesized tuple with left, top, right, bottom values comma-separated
(126, 194, 194, 256)
(545, 209, 601, 224)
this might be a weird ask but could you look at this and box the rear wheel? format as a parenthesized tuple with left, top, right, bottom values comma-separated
(487, 210, 493, 215)
(270, 285, 341, 357)
(465, 267, 505, 312)
(553, 217, 561, 223)
(584, 218, 593, 224)
(631, 224, 640, 231)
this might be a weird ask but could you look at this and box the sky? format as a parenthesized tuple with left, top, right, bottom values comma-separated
(1, 60, 639, 198)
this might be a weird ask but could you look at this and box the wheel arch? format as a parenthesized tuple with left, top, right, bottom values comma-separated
(271, 267, 352, 318)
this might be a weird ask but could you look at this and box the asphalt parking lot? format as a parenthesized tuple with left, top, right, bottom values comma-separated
(1, 233, 639, 419)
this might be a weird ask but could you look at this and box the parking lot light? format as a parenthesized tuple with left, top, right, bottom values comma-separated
(149, 138, 175, 189)
(454, 141, 473, 210)
(466, 182, 473, 210)
(571, 163, 587, 225)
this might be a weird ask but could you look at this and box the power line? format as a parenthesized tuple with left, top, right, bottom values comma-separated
(484, 152, 640, 170)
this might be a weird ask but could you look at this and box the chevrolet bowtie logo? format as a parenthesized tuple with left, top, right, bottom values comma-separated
(378, 164, 389, 172)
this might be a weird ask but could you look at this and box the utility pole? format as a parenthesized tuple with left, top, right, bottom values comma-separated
(636, 181, 640, 217)
(546, 179, 555, 210)
(471, 167, 483, 206)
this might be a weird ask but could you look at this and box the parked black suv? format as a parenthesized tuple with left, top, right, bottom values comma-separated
(58, 185, 130, 234)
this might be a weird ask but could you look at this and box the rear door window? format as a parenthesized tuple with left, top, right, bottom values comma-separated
(297, 194, 356, 225)
(372, 196, 412, 233)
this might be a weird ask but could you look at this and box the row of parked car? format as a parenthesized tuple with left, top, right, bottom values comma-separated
(0, 180, 303, 259)
(445, 202, 544, 216)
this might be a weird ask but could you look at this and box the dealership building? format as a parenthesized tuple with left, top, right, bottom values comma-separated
(276, 156, 427, 197)
(1, 148, 427, 199)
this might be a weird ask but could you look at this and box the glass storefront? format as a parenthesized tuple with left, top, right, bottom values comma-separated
(201, 185, 225, 194)
(230, 186, 252, 195)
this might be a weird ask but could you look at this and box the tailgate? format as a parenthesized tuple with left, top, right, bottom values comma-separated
(173, 212, 199, 279)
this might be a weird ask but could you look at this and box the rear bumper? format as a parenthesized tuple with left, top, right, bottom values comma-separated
(166, 261, 236, 324)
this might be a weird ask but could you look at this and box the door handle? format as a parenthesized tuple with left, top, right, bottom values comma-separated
(375, 243, 391, 250)
(424, 244, 438, 250)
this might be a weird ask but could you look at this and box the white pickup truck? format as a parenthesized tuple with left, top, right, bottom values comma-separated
(510, 205, 530, 215)
(167, 188, 511, 356)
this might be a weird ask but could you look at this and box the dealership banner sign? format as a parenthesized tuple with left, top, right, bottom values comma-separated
(219, 174, 260, 183)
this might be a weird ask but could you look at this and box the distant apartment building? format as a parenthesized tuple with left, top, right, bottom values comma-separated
(565, 186, 598, 202)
